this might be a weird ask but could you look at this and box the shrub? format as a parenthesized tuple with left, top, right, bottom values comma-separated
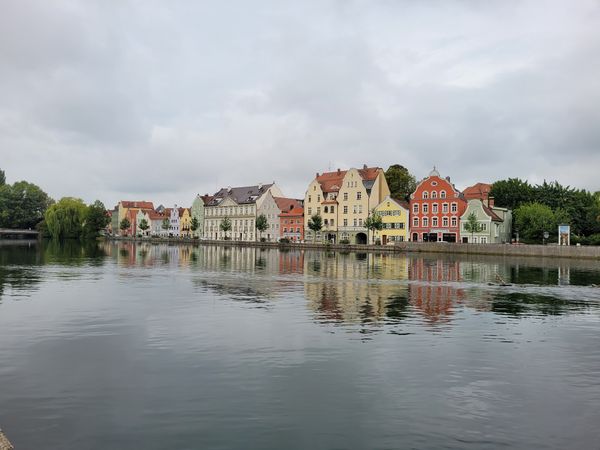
(339, 239, 350, 245)
(279, 237, 290, 244)
(260, 237, 266, 242)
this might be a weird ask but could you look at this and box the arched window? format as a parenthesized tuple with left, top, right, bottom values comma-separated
(431, 191, 438, 199)
(324, 206, 328, 213)
(440, 190, 446, 199)
(423, 191, 429, 199)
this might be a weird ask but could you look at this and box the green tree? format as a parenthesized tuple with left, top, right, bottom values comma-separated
(364, 212, 383, 244)
(307, 214, 322, 243)
(138, 218, 150, 235)
(45, 197, 88, 239)
(490, 178, 533, 210)
(84, 200, 110, 238)
(0, 169, 5, 186)
(514, 202, 568, 244)
(255, 214, 268, 241)
(120, 217, 132, 235)
(190, 216, 199, 237)
(161, 218, 170, 234)
(463, 212, 483, 242)
(220, 216, 232, 239)
(385, 164, 417, 200)
(0, 181, 53, 229)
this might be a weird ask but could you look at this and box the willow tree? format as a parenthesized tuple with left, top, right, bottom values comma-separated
(44, 197, 88, 239)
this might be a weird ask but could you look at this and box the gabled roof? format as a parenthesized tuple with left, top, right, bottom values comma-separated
(463, 182, 492, 200)
(482, 203, 502, 222)
(200, 194, 213, 205)
(120, 201, 154, 209)
(315, 170, 347, 193)
(208, 183, 273, 206)
(274, 197, 303, 213)
(147, 210, 166, 220)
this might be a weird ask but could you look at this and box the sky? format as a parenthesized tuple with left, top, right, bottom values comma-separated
(1, 0, 600, 208)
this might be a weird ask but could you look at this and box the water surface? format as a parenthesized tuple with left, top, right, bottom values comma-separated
(1, 240, 599, 449)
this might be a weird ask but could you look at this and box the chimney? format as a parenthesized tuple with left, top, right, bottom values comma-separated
(446, 176, 451, 182)
(363, 164, 367, 169)
(337, 168, 341, 174)
(258, 183, 263, 190)
(488, 196, 495, 208)
(316, 172, 319, 178)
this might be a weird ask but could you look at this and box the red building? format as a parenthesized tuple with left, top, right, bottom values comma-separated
(277, 198, 304, 242)
(463, 182, 492, 202)
(409, 168, 467, 242)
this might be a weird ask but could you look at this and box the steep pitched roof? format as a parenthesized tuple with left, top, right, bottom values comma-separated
(208, 183, 273, 206)
(120, 201, 154, 209)
(200, 195, 213, 205)
(315, 170, 347, 193)
(274, 197, 303, 213)
(482, 203, 502, 222)
(463, 182, 492, 200)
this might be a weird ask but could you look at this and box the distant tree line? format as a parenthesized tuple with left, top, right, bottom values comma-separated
(0, 168, 109, 240)
(491, 179, 600, 244)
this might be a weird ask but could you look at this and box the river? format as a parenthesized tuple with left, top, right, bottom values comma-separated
(1, 240, 599, 449)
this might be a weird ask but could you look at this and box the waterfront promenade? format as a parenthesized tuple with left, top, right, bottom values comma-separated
(107, 237, 600, 261)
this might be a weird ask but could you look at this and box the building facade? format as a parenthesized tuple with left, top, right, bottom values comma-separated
(191, 194, 212, 238)
(115, 201, 154, 236)
(204, 183, 284, 241)
(373, 196, 410, 244)
(277, 198, 304, 242)
(409, 168, 467, 243)
(304, 165, 390, 244)
(460, 199, 512, 244)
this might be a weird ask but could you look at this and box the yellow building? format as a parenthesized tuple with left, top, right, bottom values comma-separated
(179, 208, 191, 237)
(304, 165, 390, 244)
(373, 196, 410, 245)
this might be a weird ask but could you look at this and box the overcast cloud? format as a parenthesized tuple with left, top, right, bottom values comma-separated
(1, 0, 599, 207)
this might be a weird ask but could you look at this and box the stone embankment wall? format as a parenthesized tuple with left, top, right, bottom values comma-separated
(107, 237, 600, 260)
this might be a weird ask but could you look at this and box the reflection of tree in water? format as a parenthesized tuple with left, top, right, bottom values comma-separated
(0, 265, 43, 301)
(385, 293, 411, 320)
(43, 239, 106, 266)
(491, 292, 590, 316)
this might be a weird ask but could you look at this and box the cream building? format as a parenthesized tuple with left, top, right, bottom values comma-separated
(204, 183, 283, 241)
(304, 165, 390, 244)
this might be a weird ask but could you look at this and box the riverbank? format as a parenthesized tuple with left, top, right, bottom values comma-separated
(105, 236, 600, 260)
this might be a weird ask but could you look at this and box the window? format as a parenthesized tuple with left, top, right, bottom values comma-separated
(423, 204, 429, 213)
(344, 206, 348, 214)
(358, 218, 363, 226)
(451, 217, 457, 227)
(343, 193, 348, 201)
(353, 205, 357, 214)
(441, 191, 446, 199)
(308, 196, 311, 202)
(481, 223, 487, 231)
(432, 204, 438, 213)
(423, 191, 429, 199)
(283, 227, 287, 233)
(343, 219, 348, 226)
(324, 206, 328, 213)
(413, 217, 419, 227)
(324, 219, 328, 225)
(442, 203, 448, 213)
(432, 217, 438, 227)
(451, 203, 457, 213)
(431, 191, 437, 199)
(353, 219, 357, 227)
(317, 195, 321, 202)
(330, 206, 335, 213)
(442, 217, 448, 227)
(331, 219, 334, 226)
(317, 207, 321, 215)
(308, 207, 312, 215)
(358, 205, 362, 214)
(357, 192, 362, 200)
(481, 237, 487, 244)
(423, 217, 429, 227)
(413, 203, 419, 214)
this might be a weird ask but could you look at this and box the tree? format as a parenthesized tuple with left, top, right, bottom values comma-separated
(0, 169, 5, 186)
(120, 217, 132, 235)
(45, 197, 88, 239)
(385, 164, 417, 200)
(138, 218, 150, 236)
(84, 200, 110, 238)
(364, 212, 383, 244)
(514, 202, 568, 244)
(0, 180, 53, 229)
(220, 216, 232, 239)
(490, 178, 534, 210)
(307, 214, 322, 243)
(463, 212, 483, 243)
(161, 218, 170, 234)
(255, 214, 268, 241)
(190, 216, 199, 238)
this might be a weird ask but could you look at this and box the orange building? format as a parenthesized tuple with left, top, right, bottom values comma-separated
(277, 198, 304, 242)
(409, 168, 467, 243)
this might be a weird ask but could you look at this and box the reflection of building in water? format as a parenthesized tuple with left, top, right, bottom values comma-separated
(304, 252, 409, 323)
(408, 258, 465, 323)
(278, 250, 305, 275)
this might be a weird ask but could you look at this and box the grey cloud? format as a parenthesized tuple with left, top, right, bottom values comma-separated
(1, 0, 599, 208)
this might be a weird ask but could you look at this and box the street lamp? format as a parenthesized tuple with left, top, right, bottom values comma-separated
(543, 231, 549, 245)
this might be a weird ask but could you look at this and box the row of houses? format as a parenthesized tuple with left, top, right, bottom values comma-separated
(109, 165, 512, 245)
